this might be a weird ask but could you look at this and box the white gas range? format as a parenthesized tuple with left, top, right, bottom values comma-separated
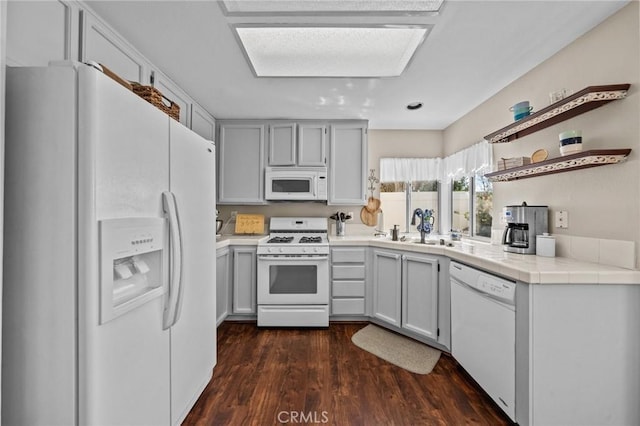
(257, 217, 329, 327)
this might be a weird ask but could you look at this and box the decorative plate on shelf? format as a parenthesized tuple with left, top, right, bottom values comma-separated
(531, 148, 549, 163)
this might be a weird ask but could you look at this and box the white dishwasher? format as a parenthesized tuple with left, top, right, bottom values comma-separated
(450, 261, 516, 422)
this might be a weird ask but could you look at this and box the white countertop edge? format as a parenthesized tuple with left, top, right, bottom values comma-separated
(216, 235, 267, 249)
(216, 235, 640, 285)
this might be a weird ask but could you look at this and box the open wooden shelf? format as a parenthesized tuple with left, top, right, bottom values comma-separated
(485, 149, 632, 182)
(484, 84, 630, 144)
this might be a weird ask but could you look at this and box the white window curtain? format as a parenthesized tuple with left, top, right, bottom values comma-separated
(380, 140, 492, 182)
(380, 157, 442, 182)
(443, 140, 493, 180)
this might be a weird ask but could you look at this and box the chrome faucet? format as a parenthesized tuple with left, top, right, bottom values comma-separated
(411, 208, 427, 244)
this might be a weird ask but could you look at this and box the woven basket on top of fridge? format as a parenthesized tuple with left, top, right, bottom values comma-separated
(130, 82, 180, 121)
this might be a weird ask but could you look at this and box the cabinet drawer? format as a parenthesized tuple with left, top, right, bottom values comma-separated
(331, 298, 365, 315)
(332, 280, 365, 297)
(332, 264, 365, 280)
(331, 248, 366, 263)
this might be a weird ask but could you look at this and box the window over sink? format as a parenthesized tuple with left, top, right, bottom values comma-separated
(451, 174, 493, 239)
(380, 180, 440, 234)
(380, 158, 441, 234)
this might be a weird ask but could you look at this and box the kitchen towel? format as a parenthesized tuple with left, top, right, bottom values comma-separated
(351, 325, 441, 375)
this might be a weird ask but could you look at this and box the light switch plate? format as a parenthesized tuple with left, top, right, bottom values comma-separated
(555, 210, 568, 228)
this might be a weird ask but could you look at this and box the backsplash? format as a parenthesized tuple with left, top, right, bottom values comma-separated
(492, 229, 636, 270)
(217, 204, 367, 234)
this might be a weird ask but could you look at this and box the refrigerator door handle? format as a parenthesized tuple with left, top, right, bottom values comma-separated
(162, 191, 184, 330)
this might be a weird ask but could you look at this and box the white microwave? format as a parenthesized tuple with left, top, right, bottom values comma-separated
(265, 167, 328, 201)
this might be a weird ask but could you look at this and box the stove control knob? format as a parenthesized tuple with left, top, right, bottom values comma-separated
(278, 248, 284, 253)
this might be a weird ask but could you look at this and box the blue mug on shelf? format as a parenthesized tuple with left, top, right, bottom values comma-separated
(510, 101, 533, 121)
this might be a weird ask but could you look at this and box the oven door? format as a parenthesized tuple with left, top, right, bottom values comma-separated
(257, 254, 329, 304)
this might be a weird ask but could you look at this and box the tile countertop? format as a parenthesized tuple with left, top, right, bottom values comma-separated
(215, 235, 267, 249)
(215, 234, 640, 285)
(330, 235, 640, 285)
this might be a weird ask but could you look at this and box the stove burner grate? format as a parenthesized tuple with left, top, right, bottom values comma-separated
(299, 236, 323, 244)
(267, 236, 294, 244)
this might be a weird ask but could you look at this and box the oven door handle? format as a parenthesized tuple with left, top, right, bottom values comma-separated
(258, 255, 329, 261)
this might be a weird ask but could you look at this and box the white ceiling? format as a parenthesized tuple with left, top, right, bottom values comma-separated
(87, 0, 629, 130)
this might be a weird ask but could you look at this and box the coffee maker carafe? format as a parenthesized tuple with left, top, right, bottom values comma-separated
(502, 202, 548, 254)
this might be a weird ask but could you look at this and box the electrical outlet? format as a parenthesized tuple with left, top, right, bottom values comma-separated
(555, 210, 568, 228)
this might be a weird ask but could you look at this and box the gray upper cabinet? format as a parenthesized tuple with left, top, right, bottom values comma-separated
(6, 0, 79, 67)
(191, 103, 216, 141)
(268, 122, 327, 167)
(329, 122, 368, 205)
(152, 70, 191, 127)
(7, 0, 218, 142)
(217, 122, 266, 204)
(268, 123, 297, 166)
(80, 9, 150, 84)
(298, 123, 327, 166)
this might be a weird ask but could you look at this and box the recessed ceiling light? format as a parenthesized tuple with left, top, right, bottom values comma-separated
(222, 1, 445, 15)
(234, 25, 431, 77)
(407, 102, 423, 110)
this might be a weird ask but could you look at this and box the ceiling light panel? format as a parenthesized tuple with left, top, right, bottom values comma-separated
(223, 1, 445, 15)
(235, 26, 430, 77)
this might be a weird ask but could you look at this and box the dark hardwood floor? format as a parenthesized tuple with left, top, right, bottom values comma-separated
(183, 322, 514, 426)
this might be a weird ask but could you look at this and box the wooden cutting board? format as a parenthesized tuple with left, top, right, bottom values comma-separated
(360, 206, 378, 227)
(235, 214, 265, 234)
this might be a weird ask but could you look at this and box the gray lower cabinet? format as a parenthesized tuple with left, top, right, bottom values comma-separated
(232, 246, 257, 314)
(329, 122, 367, 205)
(216, 247, 231, 326)
(402, 253, 439, 340)
(331, 247, 366, 315)
(217, 122, 266, 204)
(372, 250, 402, 326)
(372, 248, 439, 340)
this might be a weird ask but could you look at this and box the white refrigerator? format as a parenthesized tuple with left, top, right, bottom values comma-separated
(2, 62, 216, 425)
